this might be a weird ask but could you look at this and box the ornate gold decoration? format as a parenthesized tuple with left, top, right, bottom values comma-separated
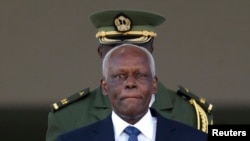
(199, 98, 206, 104)
(114, 15, 131, 32)
(53, 103, 59, 110)
(96, 30, 156, 38)
(61, 99, 69, 105)
(207, 104, 213, 113)
(189, 99, 209, 133)
(79, 91, 85, 96)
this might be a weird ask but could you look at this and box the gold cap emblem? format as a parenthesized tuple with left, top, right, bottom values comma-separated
(114, 14, 131, 32)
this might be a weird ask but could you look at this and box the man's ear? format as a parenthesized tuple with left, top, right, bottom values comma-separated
(151, 46, 154, 53)
(153, 76, 158, 94)
(97, 47, 103, 59)
(100, 78, 108, 96)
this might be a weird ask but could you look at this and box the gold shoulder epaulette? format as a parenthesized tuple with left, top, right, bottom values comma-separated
(52, 88, 90, 112)
(177, 86, 213, 114)
(177, 85, 214, 133)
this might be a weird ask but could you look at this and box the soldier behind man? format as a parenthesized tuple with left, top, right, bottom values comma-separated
(46, 9, 214, 141)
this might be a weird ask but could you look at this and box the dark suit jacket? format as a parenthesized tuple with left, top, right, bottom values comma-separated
(56, 108, 207, 141)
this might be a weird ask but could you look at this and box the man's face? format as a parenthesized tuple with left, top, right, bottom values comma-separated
(101, 46, 157, 124)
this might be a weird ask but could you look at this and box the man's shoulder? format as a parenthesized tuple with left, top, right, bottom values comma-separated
(49, 87, 100, 113)
(157, 82, 213, 115)
(157, 82, 214, 133)
(176, 85, 213, 115)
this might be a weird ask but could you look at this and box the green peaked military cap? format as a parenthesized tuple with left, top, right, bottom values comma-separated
(89, 9, 166, 44)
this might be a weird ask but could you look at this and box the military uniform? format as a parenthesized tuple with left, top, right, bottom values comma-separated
(46, 9, 214, 141)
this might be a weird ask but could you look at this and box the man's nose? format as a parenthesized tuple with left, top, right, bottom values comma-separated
(124, 76, 137, 89)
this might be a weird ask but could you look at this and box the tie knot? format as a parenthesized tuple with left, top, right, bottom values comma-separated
(124, 126, 141, 136)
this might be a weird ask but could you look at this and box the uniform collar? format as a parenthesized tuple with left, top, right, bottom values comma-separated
(151, 81, 174, 110)
(93, 86, 111, 108)
(91, 86, 111, 120)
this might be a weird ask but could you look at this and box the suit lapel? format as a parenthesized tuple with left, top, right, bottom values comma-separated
(151, 109, 177, 141)
(92, 115, 115, 141)
(155, 110, 208, 141)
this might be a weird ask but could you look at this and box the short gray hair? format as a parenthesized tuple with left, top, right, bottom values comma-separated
(102, 43, 156, 79)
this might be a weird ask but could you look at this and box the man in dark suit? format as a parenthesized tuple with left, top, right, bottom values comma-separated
(56, 44, 207, 141)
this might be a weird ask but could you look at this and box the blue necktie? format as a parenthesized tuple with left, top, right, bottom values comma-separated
(124, 126, 141, 141)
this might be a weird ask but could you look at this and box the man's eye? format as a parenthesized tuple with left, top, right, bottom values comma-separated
(135, 73, 147, 78)
(114, 74, 126, 79)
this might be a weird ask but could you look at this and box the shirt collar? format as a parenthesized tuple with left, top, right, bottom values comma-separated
(112, 109, 156, 140)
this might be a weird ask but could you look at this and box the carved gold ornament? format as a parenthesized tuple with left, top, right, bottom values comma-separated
(114, 15, 131, 32)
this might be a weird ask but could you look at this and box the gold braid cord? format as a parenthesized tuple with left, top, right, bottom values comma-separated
(96, 30, 157, 38)
(189, 99, 209, 133)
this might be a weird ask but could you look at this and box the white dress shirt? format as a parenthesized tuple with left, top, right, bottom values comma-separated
(112, 108, 157, 141)
(149, 94, 155, 107)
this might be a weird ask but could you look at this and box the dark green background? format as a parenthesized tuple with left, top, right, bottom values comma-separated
(0, 0, 249, 141)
